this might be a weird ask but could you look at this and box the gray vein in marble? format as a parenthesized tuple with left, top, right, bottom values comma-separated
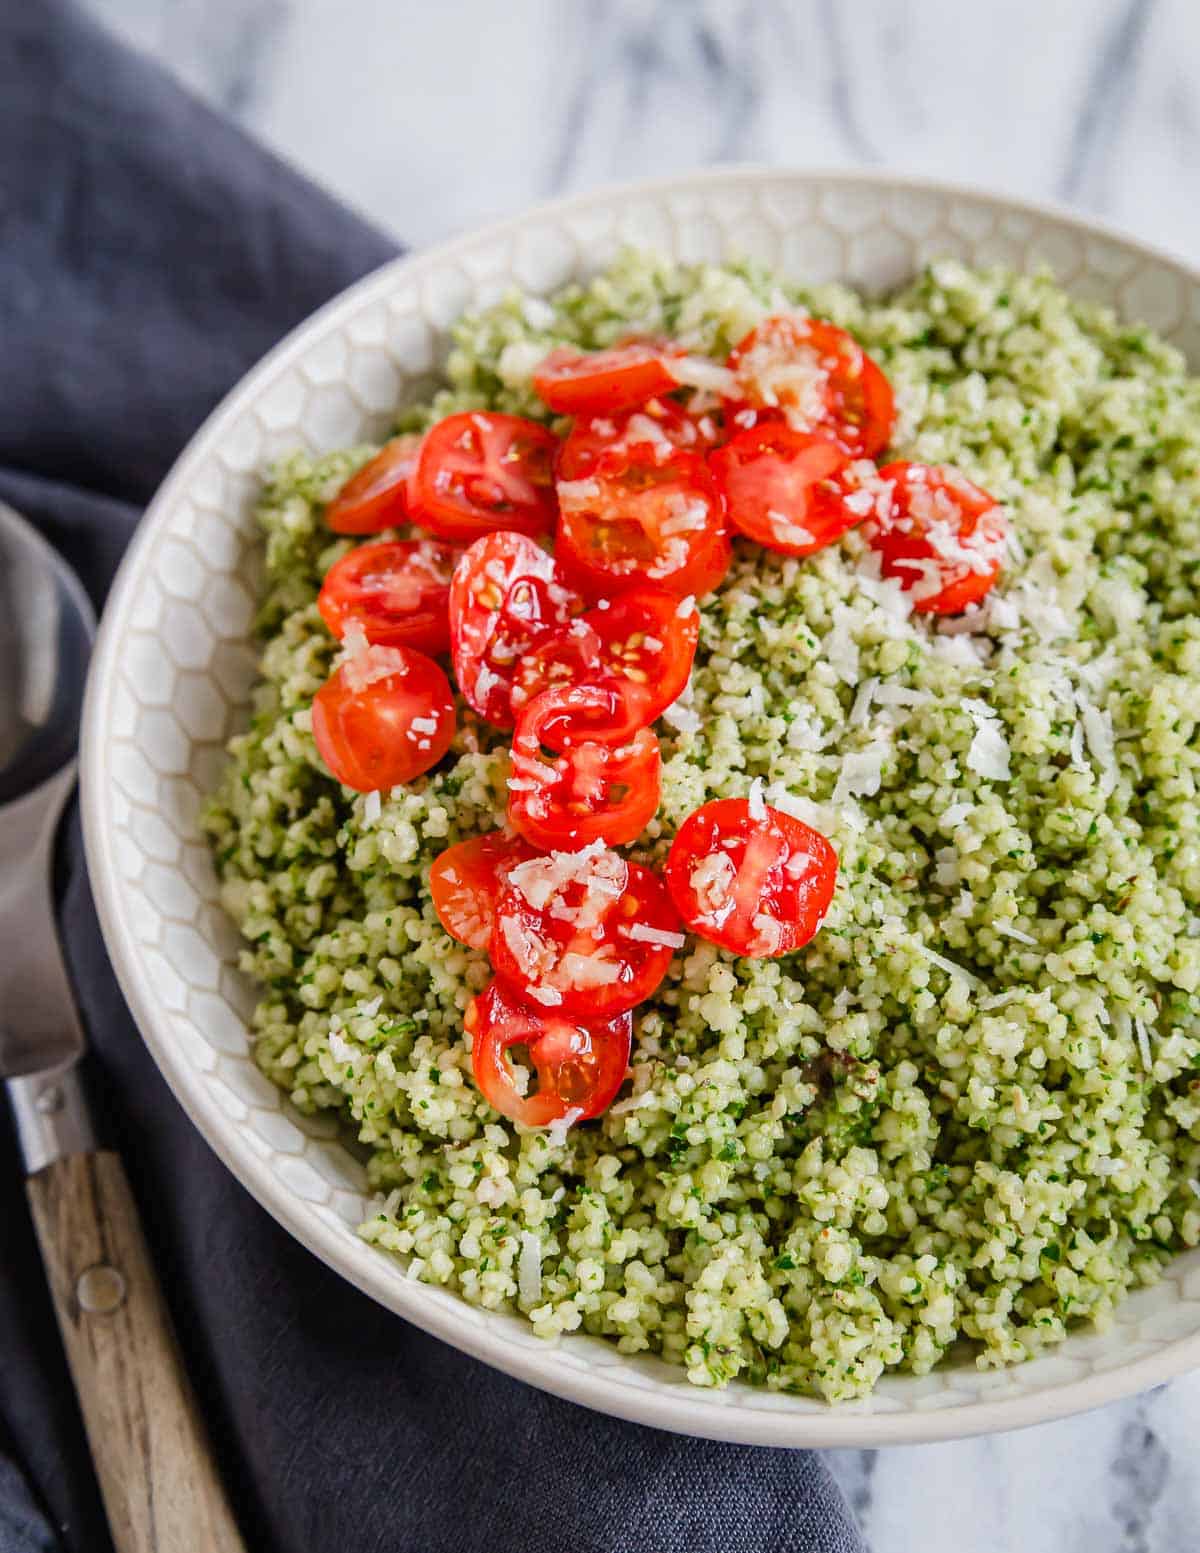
(874, 0, 926, 135)
(826, 1448, 877, 1524)
(1058, 0, 1158, 207)
(547, 0, 765, 194)
(545, 0, 612, 196)
(1110, 1396, 1170, 1553)
(692, 1, 762, 162)
(1162, 74, 1200, 155)
(816, 0, 882, 161)
(194, 0, 286, 119)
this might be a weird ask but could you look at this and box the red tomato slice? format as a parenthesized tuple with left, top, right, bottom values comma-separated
(557, 397, 723, 481)
(490, 845, 681, 1018)
(466, 980, 632, 1128)
(317, 538, 460, 654)
(428, 831, 534, 951)
(324, 434, 423, 535)
(507, 685, 662, 850)
(665, 795, 837, 958)
(448, 531, 584, 727)
(509, 617, 606, 717)
(556, 446, 731, 602)
(709, 423, 882, 557)
(865, 462, 1007, 615)
(311, 644, 456, 792)
(408, 412, 559, 541)
(725, 316, 895, 458)
(512, 586, 699, 731)
(533, 339, 684, 416)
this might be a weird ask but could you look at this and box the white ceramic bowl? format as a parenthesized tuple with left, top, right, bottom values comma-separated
(81, 170, 1200, 1446)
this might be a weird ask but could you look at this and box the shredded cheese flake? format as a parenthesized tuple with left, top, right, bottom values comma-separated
(517, 1231, 543, 1304)
(915, 943, 982, 989)
(545, 1106, 584, 1148)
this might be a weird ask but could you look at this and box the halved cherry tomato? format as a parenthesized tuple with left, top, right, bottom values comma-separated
(317, 538, 460, 653)
(466, 980, 632, 1128)
(709, 424, 881, 557)
(512, 586, 699, 731)
(507, 685, 662, 850)
(510, 617, 605, 716)
(557, 397, 723, 480)
(865, 461, 1007, 615)
(428, 831, 535, 950)
(409, 412, 558, 541)
(324, 434, 422, 535)
(556, 446, 731, 602)
(448, 531, 584, 727)
(491, 845, 681, 1017)
(725, 316, 895, 458)
(665, 795, 837, 958)
(311, 644, 455, 792)
(533, 339, 684, 416)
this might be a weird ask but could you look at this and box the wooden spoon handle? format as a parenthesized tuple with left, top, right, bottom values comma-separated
(26, 1150, 247, 1553)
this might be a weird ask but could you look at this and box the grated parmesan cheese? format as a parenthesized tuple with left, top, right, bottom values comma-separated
(666, 355, 739, 396)
(560, 953, 621, 989)
(689, 852, 737, 925)
(964, 703, 1011, 782)
(751, 912, 783, 954)
(557, 478, 601, 502)
(822, 610, 860, 686)
(662, 697, 702, 737)
(832, 747, 884, 806)
(626, 922, 687, 949)
(546, 1106, 584, 1148)
(849, 677, 879, 727)
(517, 1231, 543, 1305)
(996, 921, 1037, 946)
(914, 943, 982, 989)
(1080, 700, 1117, 796)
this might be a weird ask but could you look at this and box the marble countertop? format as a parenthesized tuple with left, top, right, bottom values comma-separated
(78, 0, 1200, 1547)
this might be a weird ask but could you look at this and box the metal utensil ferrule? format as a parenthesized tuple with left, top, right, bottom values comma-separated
(7, 1061, 97, 1175)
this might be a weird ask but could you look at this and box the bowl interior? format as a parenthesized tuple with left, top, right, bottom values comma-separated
(81, 170, 1200, 1446)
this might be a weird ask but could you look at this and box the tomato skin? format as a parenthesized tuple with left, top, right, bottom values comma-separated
(409, 412, 559, 541)
(317, 538, 459, 653)
(557, 397, 723, 481)
(725, 316, 895, 458)
(709, 424, 873, 557)
(428, 832, 535, 951)
(533, 340, 684, 415)
(507, 685, 661, 851)
(324, 435, 423, 535)
(556, 446, 732, 602)
(466, 980, 632, 1128)
(866, 461, 1007, 615)
(665, 796, 837, 957)
(448, 531, 584, 728)
(512, 585, 699, 731)
(490, 850, 680, 1018)
(311, 645, 456, 792)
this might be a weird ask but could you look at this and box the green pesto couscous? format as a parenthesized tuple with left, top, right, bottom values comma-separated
(205, 251, 1200, 1402)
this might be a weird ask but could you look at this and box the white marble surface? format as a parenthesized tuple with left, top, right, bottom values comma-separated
(78, 0, 1200, 1547)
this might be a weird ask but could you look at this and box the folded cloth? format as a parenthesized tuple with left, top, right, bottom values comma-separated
(0, 5, 870, 1551)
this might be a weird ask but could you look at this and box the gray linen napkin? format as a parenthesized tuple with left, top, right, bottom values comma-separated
(0, 5, 870, 1550)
